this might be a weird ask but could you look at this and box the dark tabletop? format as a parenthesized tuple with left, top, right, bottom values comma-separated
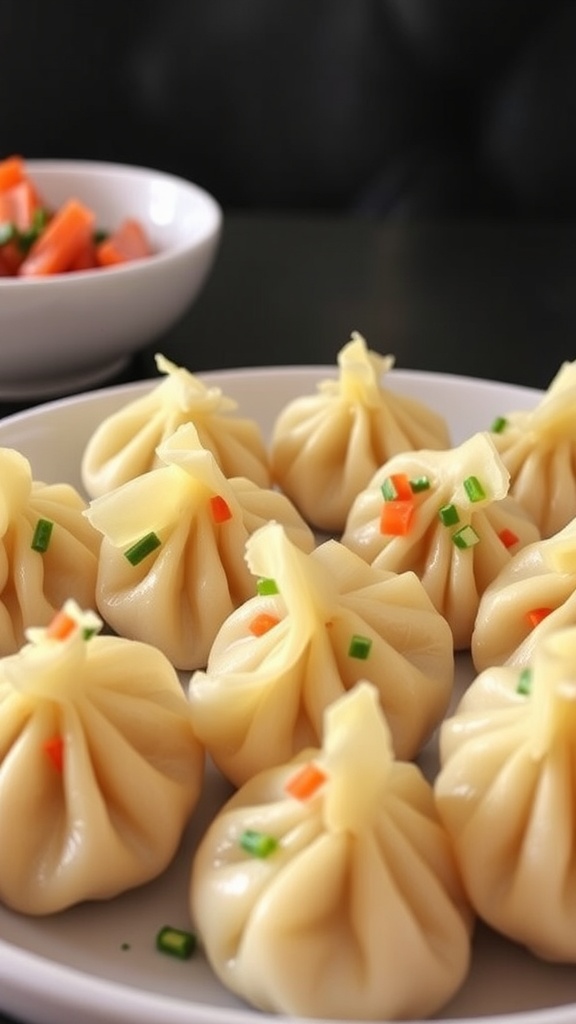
(1, 213, 575, 425)
(0, 213, 575, 1023)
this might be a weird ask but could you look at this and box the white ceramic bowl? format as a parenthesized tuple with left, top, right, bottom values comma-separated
(0, 160, 222, 400)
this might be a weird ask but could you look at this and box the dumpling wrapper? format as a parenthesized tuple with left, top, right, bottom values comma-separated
(0, 601, 204, 915)
(0, 448, 101, 656)
(472, 516, 576, 671)
(188, 519, 454, 785)
(436, 626, 576, 962)
(81, 353, 271, 497)
(446, 662, 528, 723)
(85, 424, 314, 670)
(191, 682, 472, 1020)
(492, 359, 576, 538)
(270, 332, 450, 533)
(342, 431, 541, 649)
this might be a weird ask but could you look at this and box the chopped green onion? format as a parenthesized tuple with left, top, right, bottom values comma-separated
(256, 577, 279, 595)
(517, 668, 532, 696)
(124, 531, 161, 565)
(439, 503, 460, 527)
(348, 634, 372, 660)
(239, 829, 279, 858)
(409, 476, 430, 493)
(491, 416, 508, 434)
(156, 925, 196, 960)
(17, 207, 49, 252)
(381, 473, 412, 501)
(463, 475, 486, 502)
(31, 517, 54, 553)
(452, 524, 480, 549)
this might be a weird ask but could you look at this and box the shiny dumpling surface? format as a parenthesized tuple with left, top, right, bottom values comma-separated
(270, 332, 450, 533)
(188, 520, 454, 785)
(472, 516, 576, 671)
(492, 359, 576, 538)
(342, 431, 541, 649)
(81, 353, 271, 497)
(0, 447, 101, 656)
(85, 424, 314, 670)
(436, 625, 576, 962)
(191, 683, 472, 1020)
(0, 602, 204, 915)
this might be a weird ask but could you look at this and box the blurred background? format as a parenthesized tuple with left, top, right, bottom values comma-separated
(3, 0, 576, 221)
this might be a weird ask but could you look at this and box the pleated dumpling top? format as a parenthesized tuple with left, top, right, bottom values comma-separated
(270, 332, 450, 533)
(191, 682, 473, 1020)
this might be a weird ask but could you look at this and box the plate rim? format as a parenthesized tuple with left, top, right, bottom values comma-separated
(0, 363, 565, 1024)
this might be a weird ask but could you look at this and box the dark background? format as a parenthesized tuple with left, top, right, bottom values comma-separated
(1, 0, 576, 408)
(3, 0, 576, 221)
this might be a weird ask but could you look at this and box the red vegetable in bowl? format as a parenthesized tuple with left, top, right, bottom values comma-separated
(96, 218, 152, 266)
(0, 155, 154, 276)
(18, 199, 96, 276)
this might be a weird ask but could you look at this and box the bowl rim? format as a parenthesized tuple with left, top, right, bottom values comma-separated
(0, 158, 223, 287)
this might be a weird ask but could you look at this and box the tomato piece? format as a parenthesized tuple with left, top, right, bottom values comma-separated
(18, 199, 96, 276)
(0, 179, 42, 231)
(96, 218, 152, 267)
(0, 238, 24, 274)
(0, 252, 16, 275)
(0, 156, 154, 276)
(0, 155, 26, 193)
(68, 237, 98, 271)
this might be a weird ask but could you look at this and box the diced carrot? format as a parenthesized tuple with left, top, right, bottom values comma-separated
(96, 217, 152, 267)
(498, 527, 519, 549)
(46, 610, 77, 641)
(380, 498, 415, 536)
(249, 613, 280, 637)
(0, 179, 42, 231)
(43, 735, 64, 772)
(382, 473, 413, 501)
(18, 198, 96, 277)
(285, 763, 327, 801)
(0, 154, 26, 193)
(526, 607, 553, 629)
(210, 495, 233, 523)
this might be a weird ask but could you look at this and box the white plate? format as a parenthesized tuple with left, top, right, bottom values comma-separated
(1, 365, 575, 1024)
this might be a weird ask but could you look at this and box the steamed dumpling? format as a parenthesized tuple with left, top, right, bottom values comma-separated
(472, 516, 576, 671)
(270, 332, 450, 533)
(188, 520, 454, 785)
(0, 447, 101, 656)
(84, 424, 314, 670)
(436, 626, 576, 962)
(342, 431, 541, 649)
(0, 600, 204, 915)
(191, 682, 473, 1020)
(491, 359, 576, 538)
(81, 353, 271, 497)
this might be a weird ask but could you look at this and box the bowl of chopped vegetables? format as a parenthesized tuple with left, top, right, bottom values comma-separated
(0, 156, 222, 399)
